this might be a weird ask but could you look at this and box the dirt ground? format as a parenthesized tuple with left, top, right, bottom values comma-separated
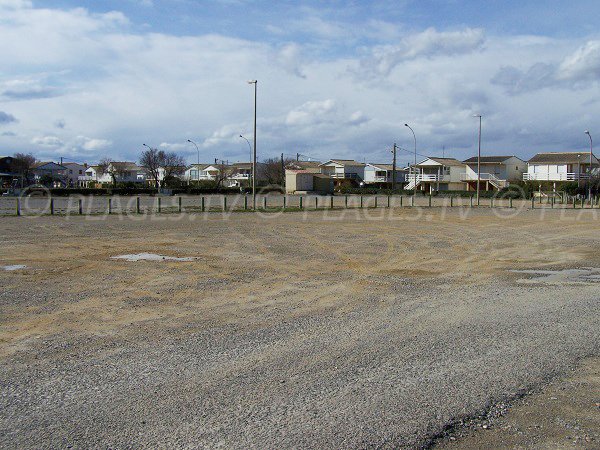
(1, 207, 599, 448)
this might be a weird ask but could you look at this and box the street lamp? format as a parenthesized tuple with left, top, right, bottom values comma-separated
(473, 114, 482, 206)
(248, 80, 257, 209)
(187, 139, 200, 182)
(405, 124, 417, 195)
(585, 131, 593, 201)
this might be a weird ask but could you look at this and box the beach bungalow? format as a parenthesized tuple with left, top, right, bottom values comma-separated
(406, 157, 465, 192)
(319, 159, 366, 186)
(523, 152, 599, 181)
(363, 163, 407, 186)
(461, 156, 526, 191)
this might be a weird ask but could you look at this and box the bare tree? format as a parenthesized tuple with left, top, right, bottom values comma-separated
(262, 156, 294, 185)
(162, 152, 186, 181)
(97, 158, 119, 186)
(139, 148, 162, 188)
(11, 153, 37, 187)
(214, 161, 234, 188)
(140, 148, 186, 188)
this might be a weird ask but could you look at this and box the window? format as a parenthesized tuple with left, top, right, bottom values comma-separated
(516, 166, 518, 170)
(79, 170, 82, 174)
(69, 169, 73, 174)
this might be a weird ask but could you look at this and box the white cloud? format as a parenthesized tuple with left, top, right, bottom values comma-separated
(32, 135, 63, 147)
(0, 0, 32, 9)
(0, 2, 599, 165)
(359, 27, 485, 77)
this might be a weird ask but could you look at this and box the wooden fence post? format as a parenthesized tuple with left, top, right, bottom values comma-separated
(509, 197, 513, 208)
(330, 196, 334, 209)
(16, 198, 20, 216)
(345, 195, 348, 208)
(50, 198, 54, 215)
(201, 197, 205, 212)
(450, 196, 453, 207)
(178, 196, 182, 213)
(223, 196, 227, 211)
(299, 196, 303, 209)
(108, 198, 112, 214)
(360, 196, 363, 208)
(263, 196, 267, 209)
(374, 196, 378, 208)
(428, 195, 432, 207)
(387, 195, 391, 208)
(315, 196, 318, 209)
(283, 196, 287, 209)
(244, 195, 248, 210)
(158, 197, 161, 213)
(136, 197, 140, 214)
(531, 197, 534, 209)
(400, 195, 403, 207)
(79, 198, 83, 215)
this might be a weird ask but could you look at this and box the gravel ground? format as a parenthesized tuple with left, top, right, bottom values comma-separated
(0, 208, 599, 448)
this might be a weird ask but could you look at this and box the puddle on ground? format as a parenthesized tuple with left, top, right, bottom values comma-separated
(511, 268, 600, 285)
(2, 265, 27, 271)
(111, 253, 196, 262)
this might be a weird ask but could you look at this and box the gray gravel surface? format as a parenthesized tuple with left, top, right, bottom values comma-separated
(0, 210, 599, 449)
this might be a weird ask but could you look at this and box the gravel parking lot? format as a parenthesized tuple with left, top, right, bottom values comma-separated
(1, 208, 599, 448)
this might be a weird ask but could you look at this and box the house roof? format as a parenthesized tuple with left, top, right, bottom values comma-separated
(320, 159, 366, 167)
(367, 163, 406, 171)
(111, 161, 141, 171)
(32, 161, 67, 170)
(416, 157, 464, 167)
(232, 162, 252, 167)
(286, 161, 321, 169)
(528, 152, 599, 164)
(463, 156, 521, 164)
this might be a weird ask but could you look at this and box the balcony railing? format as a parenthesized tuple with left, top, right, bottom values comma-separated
(407, 174, 445, 182)
(523, 172, 590, 181)
(330, 173, 361, 180)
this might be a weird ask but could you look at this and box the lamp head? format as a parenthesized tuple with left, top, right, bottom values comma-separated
(404, 123, 409, 127)
(247, 80, 257, 84)
(585, 130, 590, 135)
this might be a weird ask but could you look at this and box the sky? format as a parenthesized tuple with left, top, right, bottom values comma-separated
(1, 0, 599, 166)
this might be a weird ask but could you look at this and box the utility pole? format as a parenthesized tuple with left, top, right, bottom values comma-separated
(296, 152, 299, 161)
(247, 80, 258, 209)
(281, 153, 284, 185)
(392, 143, 397, 190)
(585, 131, 593, 200)
(473, 114, 482, 206)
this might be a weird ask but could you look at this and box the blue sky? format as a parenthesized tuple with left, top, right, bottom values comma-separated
(1, 0, 600, 165)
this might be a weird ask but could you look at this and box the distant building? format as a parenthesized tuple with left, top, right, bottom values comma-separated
(285, 170, 334, 194)
(461, 156, 526, 191)
(62, 162, 87, 187)
(319, 159, 366, 186)
(32, 161, 68, 187)
(524, 152, 599, 182)
(407, 157, 465, 192)
(80, 162, 146, 186)
(363, 163, 407, 186)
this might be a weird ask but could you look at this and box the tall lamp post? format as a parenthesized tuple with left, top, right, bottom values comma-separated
(473, 114, 482, 206)
(248, 80, 257, 209)
(405, 124, 417, 195)
(187, 139, 200, 182)
(585, 130, 593, 201)
(239, 134, 253, 190)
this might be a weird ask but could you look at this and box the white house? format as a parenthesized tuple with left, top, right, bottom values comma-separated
(227, 162, 252, 187)
(184, 164, 220, 182)
(319, 159, 366, 185)
(80, 162, 146, 186)
(523, 152, 599, 182)
(406, 157, 465, 192)
(363, 163, 407, 185)
(461, 156, 526, 191)
(62, 162, 87, 187)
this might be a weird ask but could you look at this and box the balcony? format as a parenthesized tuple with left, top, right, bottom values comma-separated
(327, 172, 363, 181)
(523, 172, 590, 181)
(407, 174, 445, 182)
